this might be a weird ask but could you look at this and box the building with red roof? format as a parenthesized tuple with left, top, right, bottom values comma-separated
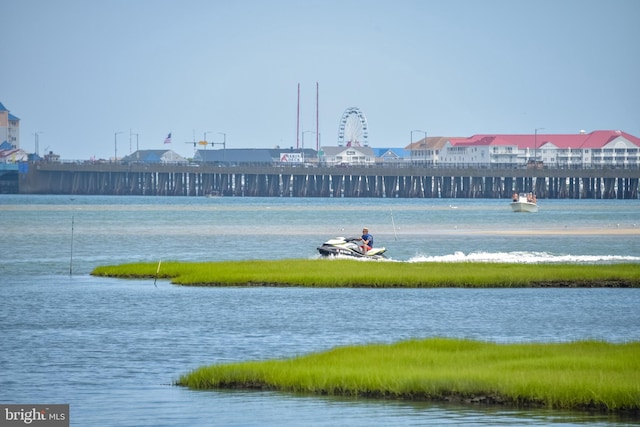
(435, 130, 640, 168)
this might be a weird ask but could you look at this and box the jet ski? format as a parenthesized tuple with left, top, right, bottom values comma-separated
(317, 237, 387, 259)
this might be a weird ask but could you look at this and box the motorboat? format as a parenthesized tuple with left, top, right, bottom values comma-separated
(510, 193, 538, 213)
(317, 237, 387, 259)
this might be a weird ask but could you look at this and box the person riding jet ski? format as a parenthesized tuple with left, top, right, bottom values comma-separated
(360, 227, 373, 252)
(317, 227, 386, 259)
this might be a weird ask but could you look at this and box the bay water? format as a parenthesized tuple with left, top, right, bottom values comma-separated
(1, 195, 639, 426)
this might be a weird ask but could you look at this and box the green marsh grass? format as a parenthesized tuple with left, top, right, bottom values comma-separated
(177, 338, 640, 412)
(91, 259, 640, 288)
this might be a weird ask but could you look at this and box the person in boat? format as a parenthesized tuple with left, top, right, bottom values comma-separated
(361, 227, 373, 252)
(512, 192, 518, 202)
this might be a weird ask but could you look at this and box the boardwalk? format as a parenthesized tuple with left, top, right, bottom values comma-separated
(17, 162, 640, 199)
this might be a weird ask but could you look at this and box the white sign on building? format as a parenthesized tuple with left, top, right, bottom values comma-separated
(280, 153, 303, 163)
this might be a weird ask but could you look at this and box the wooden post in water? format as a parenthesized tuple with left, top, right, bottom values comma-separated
(69, 216, 74, 276)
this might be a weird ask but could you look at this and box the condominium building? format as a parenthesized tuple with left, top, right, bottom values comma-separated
(410, 130, 640, 168)
(0, 101, 20, 149)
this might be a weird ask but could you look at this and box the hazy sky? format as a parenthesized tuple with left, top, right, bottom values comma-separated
(4, 0, 639, 160)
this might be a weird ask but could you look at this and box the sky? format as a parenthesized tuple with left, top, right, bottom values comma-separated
(3, 0, 639, 161)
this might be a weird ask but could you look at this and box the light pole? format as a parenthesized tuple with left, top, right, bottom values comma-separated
(129, 129, 140, 154)
(216, 132, 226, 148)
(114, 131, 123, 162)
(534, 127, 544, 164)
(411, 129, 427, 164)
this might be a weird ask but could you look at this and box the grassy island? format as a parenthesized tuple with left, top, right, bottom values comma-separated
(177, 338, 640, 413)
(91, 259, 640, 288)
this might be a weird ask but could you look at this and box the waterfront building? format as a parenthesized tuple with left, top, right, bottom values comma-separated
(0, 101, 20, 149)
(406, 137, 452, 165)
(319, 145, 375, 166)
(43, 150, 61, 163)
(437, 130, 640, 168)
(0, 142, 29, 163)
(372, 147, 411, 165)
(194, 148, 272, 165)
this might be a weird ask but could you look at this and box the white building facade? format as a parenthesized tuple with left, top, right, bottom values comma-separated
(320, 146, 375, 166)
(436, 131, 640, 168)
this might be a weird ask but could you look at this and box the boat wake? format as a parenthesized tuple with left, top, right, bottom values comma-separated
(407, 251, 640, 264)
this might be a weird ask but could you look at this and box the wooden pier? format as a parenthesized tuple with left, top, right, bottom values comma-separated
(17, 162, 640, 199)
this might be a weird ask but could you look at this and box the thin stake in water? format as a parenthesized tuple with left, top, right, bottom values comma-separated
(390, 209, 398, 241)
(69, 216, 74, 276)
(153, 260, 162, 287)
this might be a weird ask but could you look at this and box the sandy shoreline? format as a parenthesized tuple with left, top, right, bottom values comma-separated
(468, 227, 640, 236)
(403, 226, 640, 236)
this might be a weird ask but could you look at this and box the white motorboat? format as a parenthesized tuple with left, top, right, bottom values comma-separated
(510, 193, 538, 213)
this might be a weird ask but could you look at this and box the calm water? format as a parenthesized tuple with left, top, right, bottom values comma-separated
(1, 195, 639, 426)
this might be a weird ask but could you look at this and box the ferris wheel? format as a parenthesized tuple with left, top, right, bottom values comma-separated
(338, 107, 369, 146)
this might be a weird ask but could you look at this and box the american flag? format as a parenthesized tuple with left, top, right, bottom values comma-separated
(164, 133, 172, 144)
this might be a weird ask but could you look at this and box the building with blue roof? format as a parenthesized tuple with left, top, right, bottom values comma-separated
(372, 147, 411, 164)
(0, 101, 21, 149)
